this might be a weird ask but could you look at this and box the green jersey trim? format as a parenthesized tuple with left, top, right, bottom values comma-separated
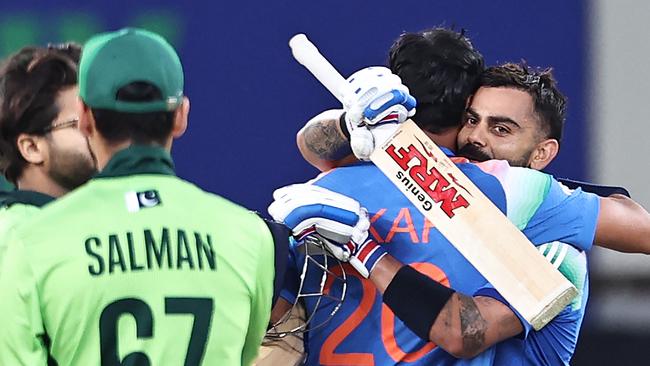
(0, 190, 54, 208)
(505, 168, 552, 229)
(537, 241, 587, 310)
(95, 145, 176, 179)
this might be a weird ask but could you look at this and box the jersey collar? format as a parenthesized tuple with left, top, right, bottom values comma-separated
(0, 190, 55, 208)
(95, 145, 176, 179)
(439, 146, 455, 156)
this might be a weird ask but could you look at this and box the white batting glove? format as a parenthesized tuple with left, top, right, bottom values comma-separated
(268, 184, 387, 278)
(339, 66, 416, 160)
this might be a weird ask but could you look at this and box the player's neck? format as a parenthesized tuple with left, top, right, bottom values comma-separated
(16, 167, 68, 198)
(93, 139, 133, 171)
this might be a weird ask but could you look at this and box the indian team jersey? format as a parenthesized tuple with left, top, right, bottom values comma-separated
(286, 153, 598, 366)
(0, 146, 277, 366)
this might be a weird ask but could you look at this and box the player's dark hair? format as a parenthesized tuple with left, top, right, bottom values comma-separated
(0, 43, 81, 183)
(388, 28, 484, 134)
(90, 81, 175, 146)
(478, 62, 566, 144)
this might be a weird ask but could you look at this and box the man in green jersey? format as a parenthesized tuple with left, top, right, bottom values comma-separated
(0, 44, 97, 260)
(0, 28, 288, 366)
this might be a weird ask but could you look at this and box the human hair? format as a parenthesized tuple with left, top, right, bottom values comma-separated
(478, 62, 566, 143)
(388, 28, 484, 133)
(0, 43, 81, 183)
(90, 81, 175, 146)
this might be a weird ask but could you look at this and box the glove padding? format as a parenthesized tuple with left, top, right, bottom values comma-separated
(268, 184, 387, 278)
(338, 66, 416, 160)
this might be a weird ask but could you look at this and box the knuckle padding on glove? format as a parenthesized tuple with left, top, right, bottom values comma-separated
(283, 204, 359, 230)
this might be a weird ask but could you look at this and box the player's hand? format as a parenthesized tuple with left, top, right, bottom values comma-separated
(268, 184, 387, 278)
(339, 66, 416, 160)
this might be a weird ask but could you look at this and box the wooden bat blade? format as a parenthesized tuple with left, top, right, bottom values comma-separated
(371, 120, 578, 329)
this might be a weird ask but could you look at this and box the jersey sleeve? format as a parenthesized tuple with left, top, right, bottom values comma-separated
(0, 230, 49, 365)
(476, 163, 600, 251)
(522, 178, 600, 251)
(241, 215, 277, 366)
(475, 242, 588, 364)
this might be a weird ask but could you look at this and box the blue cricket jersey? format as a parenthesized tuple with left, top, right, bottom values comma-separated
(284, 152, 599, 365)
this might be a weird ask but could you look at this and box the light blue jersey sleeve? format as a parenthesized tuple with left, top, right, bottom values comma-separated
(473, 163, 600, 252)
(522, 180, 600, 251)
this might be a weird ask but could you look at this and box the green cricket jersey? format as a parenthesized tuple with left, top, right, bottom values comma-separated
(0, 146, 283, 366)
(0, 190, 54, 269)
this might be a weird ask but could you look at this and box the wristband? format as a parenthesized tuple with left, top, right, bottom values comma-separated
(382, 265, 455, 341)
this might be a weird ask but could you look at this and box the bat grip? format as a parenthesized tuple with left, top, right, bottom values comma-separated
(289, 34, 347, 103)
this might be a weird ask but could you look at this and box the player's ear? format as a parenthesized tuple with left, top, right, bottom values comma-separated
(529, 138, 559, 170)
(171, 96, 189, 139)
(16, 133, 46, 165)
(77, 98, 94, 138)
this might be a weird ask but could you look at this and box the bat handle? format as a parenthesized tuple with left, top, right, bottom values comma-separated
(289, 34, 348, 104)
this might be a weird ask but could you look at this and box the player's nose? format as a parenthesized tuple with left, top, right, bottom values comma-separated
(466, 125, 487, 147)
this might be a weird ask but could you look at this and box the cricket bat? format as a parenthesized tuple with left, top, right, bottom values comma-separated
(288, 33, 578, 330)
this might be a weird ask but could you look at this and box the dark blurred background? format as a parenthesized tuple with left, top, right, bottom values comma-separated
(0, 1, 647, 364)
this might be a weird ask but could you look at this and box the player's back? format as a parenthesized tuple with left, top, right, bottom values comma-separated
(2, 169, 275, 365)
(299, 159, 598, 365)
(292, 161, 504, 365)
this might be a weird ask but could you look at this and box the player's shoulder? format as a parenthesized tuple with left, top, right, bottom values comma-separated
(469, 160, 561, 228)
(312, 162, 389, 194)
(472, 160, 553, 190)
(0, 202, 41, 223)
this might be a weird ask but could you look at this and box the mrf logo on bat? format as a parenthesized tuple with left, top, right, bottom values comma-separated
(384, 135, 470, 217)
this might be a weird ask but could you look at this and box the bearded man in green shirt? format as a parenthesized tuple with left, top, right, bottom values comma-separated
(0, 43, 96, 261)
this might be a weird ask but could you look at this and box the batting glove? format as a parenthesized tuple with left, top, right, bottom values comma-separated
(268, 184, 387, 278)
(339, 66, 416, 160)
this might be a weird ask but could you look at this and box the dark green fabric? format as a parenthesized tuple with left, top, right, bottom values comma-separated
(0, 176, 14, 192)
(0, 190, 54, 208)
(95, 145, 176, 179)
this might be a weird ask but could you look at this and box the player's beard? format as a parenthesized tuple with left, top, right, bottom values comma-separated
(457, 143, 534, 167)
(457, 143, 492, 162)
(47, 139, 98, 191)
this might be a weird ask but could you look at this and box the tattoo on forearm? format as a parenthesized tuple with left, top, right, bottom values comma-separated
(303, 119, 352, 160)
(458, 294, 487, 355)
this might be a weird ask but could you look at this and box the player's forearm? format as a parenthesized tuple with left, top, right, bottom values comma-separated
(371, 255, 522, 358)
(296, 109, 356, 171)
(430, 294, 523, 358)
(596, 195, 650, 254)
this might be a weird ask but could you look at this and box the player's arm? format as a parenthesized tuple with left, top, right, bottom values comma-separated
(553, 178, 650, 253)
(499, 168, 650, 255)
(595, 194, 650, 253)
(297, 67, 416, 171)
(297, 109, 356, 171)
(370, 254, 522, 358)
